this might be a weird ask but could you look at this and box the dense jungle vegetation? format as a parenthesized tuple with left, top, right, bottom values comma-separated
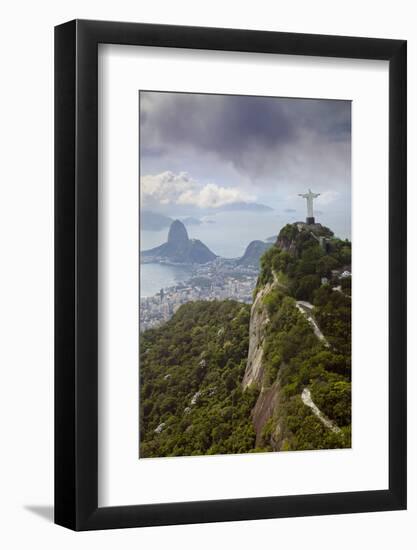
(140, 223, 352, 457)
(256, 225, 351, 450)
(140, 301, 259, 457)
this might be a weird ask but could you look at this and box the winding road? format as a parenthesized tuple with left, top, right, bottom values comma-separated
(296, 301, 330, 347)
(301, 388, 341, 434)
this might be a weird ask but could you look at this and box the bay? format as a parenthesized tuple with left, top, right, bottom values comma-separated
(140, 263, 193, 298)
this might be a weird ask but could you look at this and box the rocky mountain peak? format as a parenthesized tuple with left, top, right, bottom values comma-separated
(142, 219, 217, 264)
(167, 220, 189, 245)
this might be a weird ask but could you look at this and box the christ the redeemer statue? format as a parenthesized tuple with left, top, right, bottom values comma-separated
(298, 189, 320, 225)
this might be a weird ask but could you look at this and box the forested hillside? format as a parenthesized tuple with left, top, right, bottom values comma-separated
(140, 301, 259, 457)
(140, 222, 352, 457)
(247, 223, 351, 451)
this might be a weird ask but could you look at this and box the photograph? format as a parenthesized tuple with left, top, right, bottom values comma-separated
(0, 1, 409, 542)
(139, 91, 352, 458)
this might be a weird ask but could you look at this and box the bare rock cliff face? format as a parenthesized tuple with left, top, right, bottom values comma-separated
(251, 380, 280, 447)
(241, 281, 273, 389)
(242, 278, 284, 448)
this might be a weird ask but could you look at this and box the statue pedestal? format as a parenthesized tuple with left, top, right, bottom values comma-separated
(306, 217, 315, 225)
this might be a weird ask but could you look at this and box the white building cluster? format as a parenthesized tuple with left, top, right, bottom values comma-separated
(140, 260, 258, 331)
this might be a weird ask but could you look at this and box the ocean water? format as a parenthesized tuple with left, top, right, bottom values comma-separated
(140, 263, 193, 297)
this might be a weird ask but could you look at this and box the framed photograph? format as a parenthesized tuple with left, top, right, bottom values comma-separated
(55, 20, 406, 530)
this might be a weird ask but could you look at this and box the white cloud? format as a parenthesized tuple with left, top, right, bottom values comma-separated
(141, 171, 255, 209)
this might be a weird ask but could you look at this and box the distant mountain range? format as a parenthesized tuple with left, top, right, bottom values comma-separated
(142, 220, 217, 264)
(216, 202, 273, 213)
(182, 217, 202, 226)
(141, 203, 273, 232)
(141, 210, 173, 231)
(142, 211, 216, 231)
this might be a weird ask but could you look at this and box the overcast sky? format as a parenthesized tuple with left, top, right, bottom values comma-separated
(139, 91, 351, 234)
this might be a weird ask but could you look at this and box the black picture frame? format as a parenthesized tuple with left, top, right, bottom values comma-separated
(55, 19, 407, 531)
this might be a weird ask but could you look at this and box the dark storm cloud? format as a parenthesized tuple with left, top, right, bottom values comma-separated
(140, 91, 351, 185)
(142, 93, 292, 154)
